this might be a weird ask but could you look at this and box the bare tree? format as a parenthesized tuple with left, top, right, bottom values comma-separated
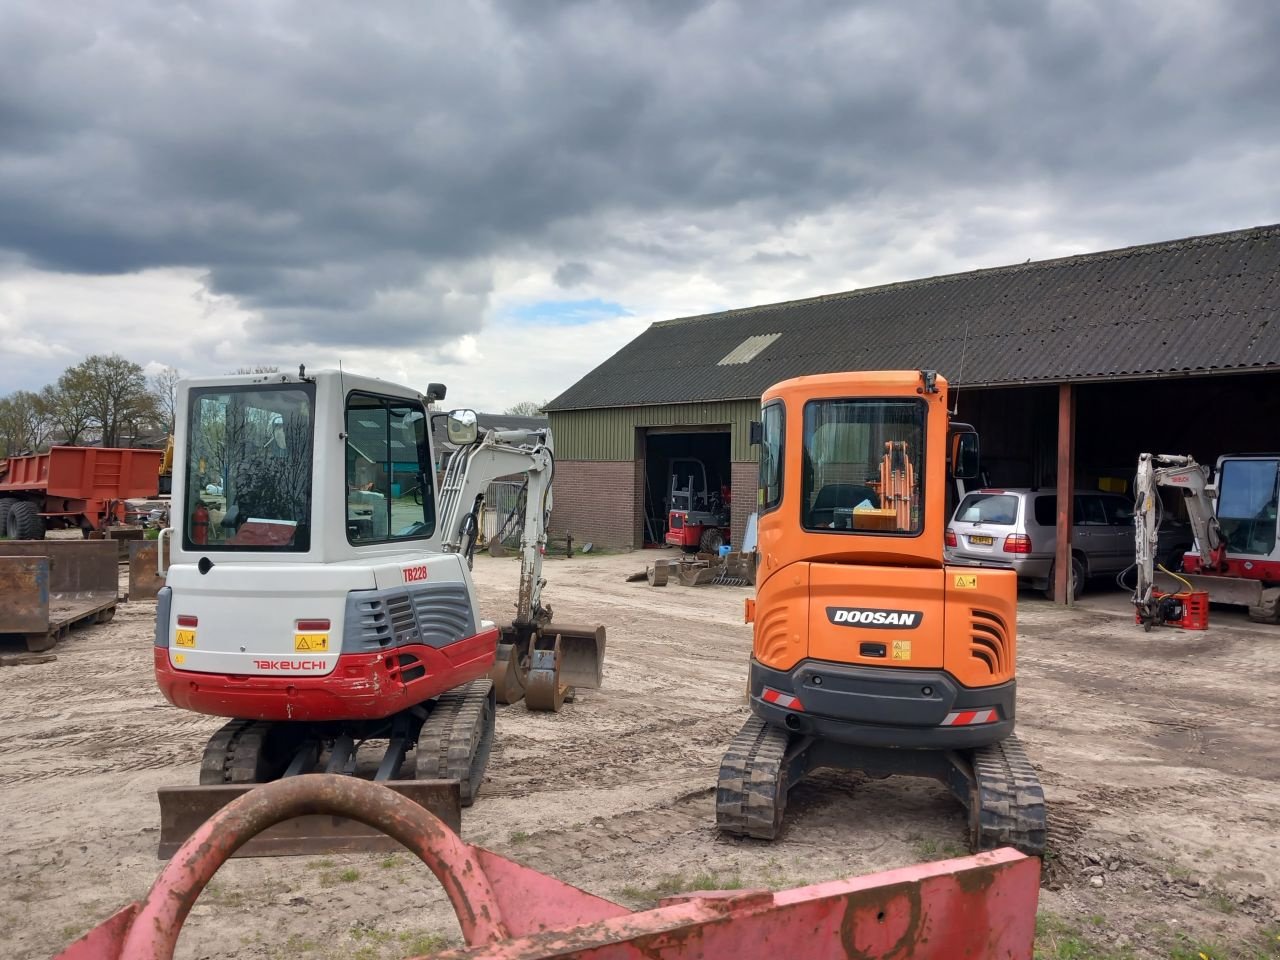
(68, 353, 159, 447)
(0, 391, 53, 456)
(503, 400, 546, 417)
(151, 366, 182, 432)
(40, 366, 96, 445)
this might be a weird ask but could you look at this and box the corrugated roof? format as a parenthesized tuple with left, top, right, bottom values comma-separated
(545, 224, 1280, 411)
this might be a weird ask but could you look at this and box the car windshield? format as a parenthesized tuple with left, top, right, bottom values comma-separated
(184, 384, 315, 551)
(801, 398, 925, 534)
(955, 493, 1018, 525)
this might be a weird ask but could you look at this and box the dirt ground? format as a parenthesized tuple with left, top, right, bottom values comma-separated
(3, 548, 1279, 960)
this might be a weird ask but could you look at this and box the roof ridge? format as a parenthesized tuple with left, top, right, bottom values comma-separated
(655, 222, 1280, 329)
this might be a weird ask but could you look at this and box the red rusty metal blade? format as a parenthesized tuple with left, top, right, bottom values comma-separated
(156, 780, 462, 858)
(418, 849, 1040, 960)
(54, 775, 1039, 960)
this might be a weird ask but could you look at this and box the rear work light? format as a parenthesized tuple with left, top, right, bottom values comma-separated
(1003, 534, 1032, 554)
(945, 528, 957, 547)
(176, 615, 198, 627)
(296, 619, 331, 632)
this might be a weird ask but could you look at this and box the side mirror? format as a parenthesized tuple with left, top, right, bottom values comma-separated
(447, 409, 479, 446)
(951, 431, 979, 480)
(749, 421, 763, 446)
(425, 382, 447, 403)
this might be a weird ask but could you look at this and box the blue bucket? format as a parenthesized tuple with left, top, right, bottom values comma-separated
(718, 544, 731, 557)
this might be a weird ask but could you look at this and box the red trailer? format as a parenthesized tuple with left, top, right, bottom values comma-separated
(0, 446, 163, 539)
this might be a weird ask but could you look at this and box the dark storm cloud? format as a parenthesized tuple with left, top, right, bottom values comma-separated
(554, 261, 593, 288)
(1, 0, 1278, 348)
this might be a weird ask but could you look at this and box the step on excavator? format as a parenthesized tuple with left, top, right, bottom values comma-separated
(716, 370, 1046, 856)
(152, 367, 605, 855)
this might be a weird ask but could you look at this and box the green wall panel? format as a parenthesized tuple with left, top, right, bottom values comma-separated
(550, 400, 763, 461)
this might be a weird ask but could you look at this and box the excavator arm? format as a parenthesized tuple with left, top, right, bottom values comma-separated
(435, 418, 604, 710)
(436, 426, 554, 629)
(1133, 453, 1224, 621)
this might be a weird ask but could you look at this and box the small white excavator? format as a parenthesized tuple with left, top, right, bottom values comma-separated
(1133, 452, 1280, 627)
(152, 366, 605, 855)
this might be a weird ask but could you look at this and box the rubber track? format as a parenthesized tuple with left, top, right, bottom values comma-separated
(416, 679, 494, 807)
(198, 718, 270, 785)
(715, 715, 790, 840)
(971, 734, 1047, 857)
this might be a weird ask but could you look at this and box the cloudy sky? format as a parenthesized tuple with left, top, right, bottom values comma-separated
(1, 0, 1277, 412)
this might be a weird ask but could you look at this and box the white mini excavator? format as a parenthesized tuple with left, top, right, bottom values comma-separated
(152, 367, 605, 854)
(1133, 452, 1280, 627)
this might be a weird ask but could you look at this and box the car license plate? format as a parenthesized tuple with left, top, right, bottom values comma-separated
(175, 629, 196, 647)
(968, 535, 994, 546)
(294, 633, 329, 653)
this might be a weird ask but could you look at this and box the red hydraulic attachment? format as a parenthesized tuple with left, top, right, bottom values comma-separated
(54, 775, 1040, 960)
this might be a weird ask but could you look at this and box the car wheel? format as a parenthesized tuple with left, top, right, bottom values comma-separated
(1043, 556, 1084, 601)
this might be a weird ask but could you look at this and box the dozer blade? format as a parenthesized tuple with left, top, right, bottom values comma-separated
(548, 622, 606, 690)
(155, 780, 461, 859)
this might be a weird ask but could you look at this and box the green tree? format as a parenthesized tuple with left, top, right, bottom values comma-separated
(40, 366, 96, 445)
(68, 353, 159, 447)
(503, 400, 546, 417)
(150, 365, 181, 432)
(0, 390, 52, 456)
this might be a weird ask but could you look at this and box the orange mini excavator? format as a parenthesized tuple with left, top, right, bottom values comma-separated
(716, 370, 1045, 855)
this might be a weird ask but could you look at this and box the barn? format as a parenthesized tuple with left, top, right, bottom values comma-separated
(544, 223, 1280, 592)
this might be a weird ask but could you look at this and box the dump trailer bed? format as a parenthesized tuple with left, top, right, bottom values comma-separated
(0, 446, 163, 536)
(0, 540, 119, 651)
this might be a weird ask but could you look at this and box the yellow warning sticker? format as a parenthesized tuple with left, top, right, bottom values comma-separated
(953, 574, 978, 590)
(891, 640, 911, 661)
(175, 629, 196, 648)
(173, 653, 186, 665)
(294, 633, 329, 653)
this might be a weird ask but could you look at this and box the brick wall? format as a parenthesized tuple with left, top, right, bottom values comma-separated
(549, 460, 641, 549)
(730, 460, 756, 550)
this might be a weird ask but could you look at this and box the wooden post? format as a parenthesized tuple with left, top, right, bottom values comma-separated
(1054, 383, 1076, 605)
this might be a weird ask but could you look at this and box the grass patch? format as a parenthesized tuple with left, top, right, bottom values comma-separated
(399, 931, 453, 956)
(1034, 913, 1134, 960)
(269, 933, 319, 958)
(338, 868, 360, 883)
(509, 830, 530, 845)
(618, 871, 744, 907)
(202, 880, 246, 907)
(379, 855, 405, 870)
(350, 923, 393, 945)
(307, 857, 337, 870)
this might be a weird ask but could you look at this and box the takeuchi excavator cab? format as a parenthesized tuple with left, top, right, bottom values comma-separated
(718, 369, 1045, 855)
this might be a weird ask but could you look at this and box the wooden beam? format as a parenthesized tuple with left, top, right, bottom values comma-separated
(1054, 383, 1076, 605)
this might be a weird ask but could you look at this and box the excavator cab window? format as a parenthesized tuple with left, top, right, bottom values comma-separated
(758, 401, 784, 511)
(1217, 459, 1280, 556)
(183, 384, 315, 551)
(345, 393, 436, 545)
(801, 398, 925, 535)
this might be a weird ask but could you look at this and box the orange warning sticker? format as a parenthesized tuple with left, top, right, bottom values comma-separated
(891, 640, 911, 661)
(175, 629, 196, 647)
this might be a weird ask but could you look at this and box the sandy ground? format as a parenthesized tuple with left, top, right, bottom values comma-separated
(2, 549, 1278, 959)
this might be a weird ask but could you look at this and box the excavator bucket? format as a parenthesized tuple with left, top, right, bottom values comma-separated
(492, 622, 606, 709)
(155, 780, 461, 858)
(57, 776, 1040, 960)
(549, 622, 606, 690)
